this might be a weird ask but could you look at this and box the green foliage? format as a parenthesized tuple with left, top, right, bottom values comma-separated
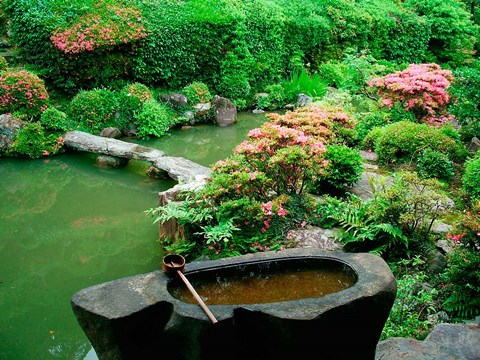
(462, 154, 480, 199)
(355, 112, 389, 143)
(181, 81, 213, 104)
(442, 247, 480, 320)
(256, 84, 288, 110)
(0, 69, 49, 117)
(373, 121, 466, 165)
(0, 56, 7, 71)
(68, 88, 121, 134)
(328, 194, 408, 257)
(312, 144, 363, 195)
(382, 269, 438, 340)
(282, 68, 327, 99)
(405, 0, 478, 66)
(133, 99, 181, 139)
(449, 62, 480, 139)
(416, 148, 455, 181)
(10, 122, 64, 158)
(39, 107, 71, 132)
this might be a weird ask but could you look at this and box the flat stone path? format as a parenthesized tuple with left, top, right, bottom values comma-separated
(64, 131, 211, 183)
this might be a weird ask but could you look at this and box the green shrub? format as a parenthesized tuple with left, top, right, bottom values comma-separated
(442, 246, 480, 320)
(0, 70, 49, 117)
(181, 81, 212, 104)
(382, 270, 438, 340)
(10, 122, 64, 158)
(405, 0, 478, 66)
(416, 148, 455, 181)
(257, 84, 288, 110)
(362, 126, 385, 150)
(118, 82, 152, 122)
(133, 99, 180, 139)
(39, 107, 71, 131)
(462, 154, 480, 199)
(374, 121, 466, 165)
(449, 62, 480, 139)
(312, 144, 363, 195)
(0, 55, 7, 71)
(356, 112, 389, 143)
(68, 88, 121, 134)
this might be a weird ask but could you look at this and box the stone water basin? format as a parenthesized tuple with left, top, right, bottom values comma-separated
(72, 248, 396, 360)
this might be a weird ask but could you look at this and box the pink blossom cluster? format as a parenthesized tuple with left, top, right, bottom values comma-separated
(260, 199, 288, 233)
(0, 70, 49, 116)
(369, 63, 454, 124)
(51, 4, 147, 54)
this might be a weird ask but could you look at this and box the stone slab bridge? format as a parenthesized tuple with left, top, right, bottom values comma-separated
(64, 131, 211, 241)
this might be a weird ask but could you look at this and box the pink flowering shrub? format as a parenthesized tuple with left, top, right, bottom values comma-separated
(368, 63, 454, 124)
(0, 70, 49, 117)
(153, 122, 328, 258)
(267, 105, 356, 144)
(51, 3, 147, 54)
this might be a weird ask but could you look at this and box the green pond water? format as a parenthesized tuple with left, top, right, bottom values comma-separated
(0, 113, 268, 360)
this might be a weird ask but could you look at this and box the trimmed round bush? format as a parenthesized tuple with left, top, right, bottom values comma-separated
(462, 154, 480, 199)
(374, 121, 466, 165)
(416, 148, 455, 181)
(120, 82, 152, 111)
(311, 144, 363, 194)
(68, 89, 121, 134)
(0, 70, 49, 117)
(11, 122, 64, 159)
(182, 82, 212, 104)
(40, 107, 70, 131)
(133, 99, 180, 139)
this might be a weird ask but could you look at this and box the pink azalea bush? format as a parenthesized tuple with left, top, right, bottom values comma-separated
(368, 63, 454, 124)
(191, 122, 328, 257)
(0, 70, 49, 117)
(51, 3, 147, 54)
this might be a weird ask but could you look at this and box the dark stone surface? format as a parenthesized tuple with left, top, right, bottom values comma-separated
(100, 127, 122, 139)
(159, 93, 188, 109)
(0, 114, 25, 153)
(72, 248, 396, 360)
(375, 317, 480, 360)
(211, 95, 237, 126)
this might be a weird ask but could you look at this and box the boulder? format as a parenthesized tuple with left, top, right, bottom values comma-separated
(100, 127, 122, 139)
(0, 114, 25, 153)
(296, 93, 313, 108)
(96, 155, 129, 168)
(159, 93, 188, 109)
(211, 95, 237, 126)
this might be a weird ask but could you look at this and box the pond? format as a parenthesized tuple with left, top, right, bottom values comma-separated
(0, 112, 268, 360)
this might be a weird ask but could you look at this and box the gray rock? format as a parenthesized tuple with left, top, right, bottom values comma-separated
(0, 114, 25, 153)
(376, 317, 480, 360)
(96, 155, 128, 168)
(211, 95, 237, 126)
(468, 136, 480, 152)
(431, 222, 453, 236)
(436, 239, 455, 254)
(360, 150, 379, 162)
(159, 93, 188, 109)
(289, 227, 343, 251)
(426, 249, 447, 274)
(99, 127, 122, 139)
(252, 109, 265, 114)
(193, 102, 211, 116)
(296, 93, 313, 107)
(72, 249, 396, 360)
(182, 110, 195, 125)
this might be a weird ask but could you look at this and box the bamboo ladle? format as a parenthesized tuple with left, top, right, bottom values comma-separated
(162, 254, 218, 324)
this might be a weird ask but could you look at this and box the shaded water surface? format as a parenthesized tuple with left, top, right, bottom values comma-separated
(0, 113, 267, 359)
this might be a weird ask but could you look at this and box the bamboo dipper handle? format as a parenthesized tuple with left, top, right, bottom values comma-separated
(175, 269, 218, 324)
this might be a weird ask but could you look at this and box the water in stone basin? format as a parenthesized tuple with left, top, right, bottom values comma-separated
(168, 259, 357, 305)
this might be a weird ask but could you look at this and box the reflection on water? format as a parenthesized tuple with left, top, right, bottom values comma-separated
(0, 112, 268, 359)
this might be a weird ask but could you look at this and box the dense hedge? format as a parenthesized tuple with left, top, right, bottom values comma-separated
(5, 0, 478, 98)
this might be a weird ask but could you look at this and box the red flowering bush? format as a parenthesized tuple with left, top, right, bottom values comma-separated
(268, 105, 356, 144)
(368, 63, 454, 124)
(51, 3, 147, 54)
(0, 70, 49, 117)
